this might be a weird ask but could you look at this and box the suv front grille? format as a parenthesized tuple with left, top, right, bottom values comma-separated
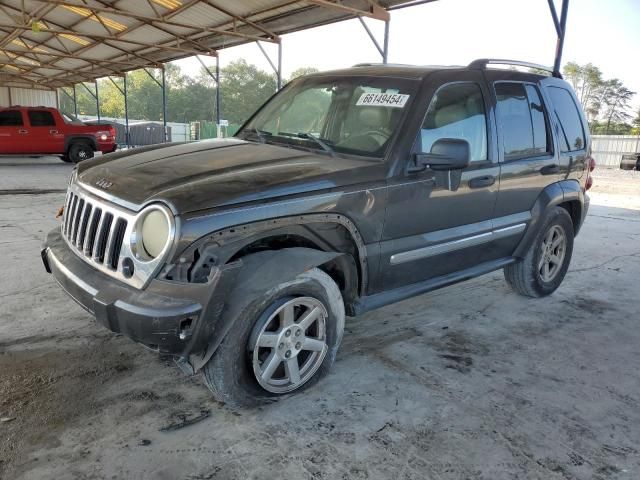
(62, 189, 129, 272)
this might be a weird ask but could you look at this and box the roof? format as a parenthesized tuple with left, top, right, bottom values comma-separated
(0, 0, 417, 90)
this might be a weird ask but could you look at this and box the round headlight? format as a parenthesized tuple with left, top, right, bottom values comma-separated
(140, 209, 170, 258)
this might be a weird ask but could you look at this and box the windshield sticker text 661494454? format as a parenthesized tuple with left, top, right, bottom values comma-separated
(356, 92, 410, 108)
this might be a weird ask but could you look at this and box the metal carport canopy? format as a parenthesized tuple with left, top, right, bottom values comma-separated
(0, 0, 423, 90)
(0, 0, 570, 90)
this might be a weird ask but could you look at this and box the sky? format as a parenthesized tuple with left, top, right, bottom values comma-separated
(173, 0, 640, 112)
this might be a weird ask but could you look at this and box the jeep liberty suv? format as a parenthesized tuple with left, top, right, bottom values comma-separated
(42, 60, 594, 406)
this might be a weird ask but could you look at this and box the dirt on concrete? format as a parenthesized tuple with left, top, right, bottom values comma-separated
(1, 162, 639, 479)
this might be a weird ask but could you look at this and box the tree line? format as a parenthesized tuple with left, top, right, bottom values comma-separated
(59, 59, 639, 136)
(58, 60, 318, 126)
(562, 62, 639, 135)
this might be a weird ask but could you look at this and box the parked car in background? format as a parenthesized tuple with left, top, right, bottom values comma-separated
(620, 153, 640, 171)
(0, 106, 116, 163)
(43, 60, 595, 407)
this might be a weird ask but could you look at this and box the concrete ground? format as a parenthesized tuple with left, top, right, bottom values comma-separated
(1, 156, 639, 480)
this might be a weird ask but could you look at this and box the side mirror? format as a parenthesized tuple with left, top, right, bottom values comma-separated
(408, 138, 471, 172)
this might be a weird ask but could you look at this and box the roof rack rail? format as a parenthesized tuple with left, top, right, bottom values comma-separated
(351, 62, 413, 68)
(468, 59, 561, 78)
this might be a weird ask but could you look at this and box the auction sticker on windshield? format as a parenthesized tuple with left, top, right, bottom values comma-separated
(356, 92, 410, 108)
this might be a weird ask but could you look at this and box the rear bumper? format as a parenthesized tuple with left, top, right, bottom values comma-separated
(42, 228, 218, 355)
(98, 142, 117, 154)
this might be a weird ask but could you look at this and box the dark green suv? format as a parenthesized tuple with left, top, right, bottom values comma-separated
(43, 59, 595, 406)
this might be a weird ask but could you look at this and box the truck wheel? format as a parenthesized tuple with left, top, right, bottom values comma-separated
(67, 142, 94, 163)
(504, 206, 574, 297)
(203, 268, 345, 407)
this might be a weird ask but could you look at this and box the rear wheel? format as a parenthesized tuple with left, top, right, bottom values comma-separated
(504, 207, 574, 297)
(67, 142, 94, 163)
(202, 268, 345, 407)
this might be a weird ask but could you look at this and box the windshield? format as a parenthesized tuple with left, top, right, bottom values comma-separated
(62, 112, 85, 125)
(238, 76, 418, 158)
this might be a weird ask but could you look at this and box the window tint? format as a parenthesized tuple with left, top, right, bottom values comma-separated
(547, 86, 586, 152)
(28, 110, 56, 127)
(419, 83, 487, 162)
(525, 85, 549, 154)
(495, 82, 551, 160)
(0, 110, 23, 126)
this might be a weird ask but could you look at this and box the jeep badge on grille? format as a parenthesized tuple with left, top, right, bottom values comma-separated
(95, 178, 113, 189)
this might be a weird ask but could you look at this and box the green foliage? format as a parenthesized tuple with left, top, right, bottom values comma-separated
(57, 60, 309, 127)
(288, 67, 319, 81)
(562, 62, 636, 134)
(219, 59, 277, 125)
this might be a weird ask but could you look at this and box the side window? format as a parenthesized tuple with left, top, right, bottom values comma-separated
(546, 86, 586, 152)
(495, 82, 551, 160)
(0, 111, 24, 126)
(419, 83, 487, 162)
(28, 110, 56, 127)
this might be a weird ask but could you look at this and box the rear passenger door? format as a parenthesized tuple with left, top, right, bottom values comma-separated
(0, 110, 29, 154)
(26, 110, 65, 154)
(490, 78, 557, 258)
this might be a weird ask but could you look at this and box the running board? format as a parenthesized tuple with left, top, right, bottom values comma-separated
(352, 257, 517, 315)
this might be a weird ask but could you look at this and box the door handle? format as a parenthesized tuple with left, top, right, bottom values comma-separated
(468, 175, 495, 189)
(540, 164, 560, 175)
(18, 129, 28, 134)
(50, 129, 58, 134)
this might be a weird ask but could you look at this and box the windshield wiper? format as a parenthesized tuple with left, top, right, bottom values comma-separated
(244, 127, 272, 143)
(279, 132, 335, 157)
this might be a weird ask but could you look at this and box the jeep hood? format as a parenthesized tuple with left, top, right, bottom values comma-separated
(76, 139, 385, 213)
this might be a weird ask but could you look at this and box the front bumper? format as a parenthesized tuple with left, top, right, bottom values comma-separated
(42, 228, 218, 355)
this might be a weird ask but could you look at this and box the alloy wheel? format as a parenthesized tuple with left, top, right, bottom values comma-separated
(538, 224, 566, 282)
(251, 297, 328, 394)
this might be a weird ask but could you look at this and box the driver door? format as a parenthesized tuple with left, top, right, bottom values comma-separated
(378, 71, 502, 292)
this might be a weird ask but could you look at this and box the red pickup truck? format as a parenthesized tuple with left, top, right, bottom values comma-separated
(0, 106, 117, 163)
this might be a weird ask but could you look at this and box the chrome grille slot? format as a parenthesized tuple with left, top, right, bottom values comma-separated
(76, 204, 92, 248)
(108, 218, 128, 269)
(83, 208, 101, 256)
(94, 212, 113, 263)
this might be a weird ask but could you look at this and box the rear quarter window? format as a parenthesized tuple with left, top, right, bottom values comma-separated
(546, 86, 586, 152)
(0, 111, 24, 126)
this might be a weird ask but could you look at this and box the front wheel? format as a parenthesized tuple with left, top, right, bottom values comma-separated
(504, 206, 574, 297)
(203, 268, 345, 407)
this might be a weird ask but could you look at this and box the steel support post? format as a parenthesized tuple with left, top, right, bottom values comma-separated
(552, 0, 569, 76)
(95, 80, 100, 122)
(162, 66, 168, 142)
(277, 41, 282, 89)
(72, 84, 77, 117)
(215, 56, 221, 126)
(383, 20, 390, 64)
(358, 16, 389, 63)
(123, 74, 130, 148)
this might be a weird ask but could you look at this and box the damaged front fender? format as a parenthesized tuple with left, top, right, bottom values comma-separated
(187, 247, 343, 372)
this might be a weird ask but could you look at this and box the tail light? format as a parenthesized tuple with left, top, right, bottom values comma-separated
(585, 156, 596, 191)
(96, 130, 113, 141)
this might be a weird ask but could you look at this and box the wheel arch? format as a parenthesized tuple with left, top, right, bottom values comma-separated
(513, 180, 584, 258)
(169, 214, 368, 312)
(64, 135, 97, 152)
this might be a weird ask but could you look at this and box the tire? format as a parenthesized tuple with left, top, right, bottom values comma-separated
(67, 142, 94, 163)
(504, 206, 574, 298)
(203, 267, 345, 407)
